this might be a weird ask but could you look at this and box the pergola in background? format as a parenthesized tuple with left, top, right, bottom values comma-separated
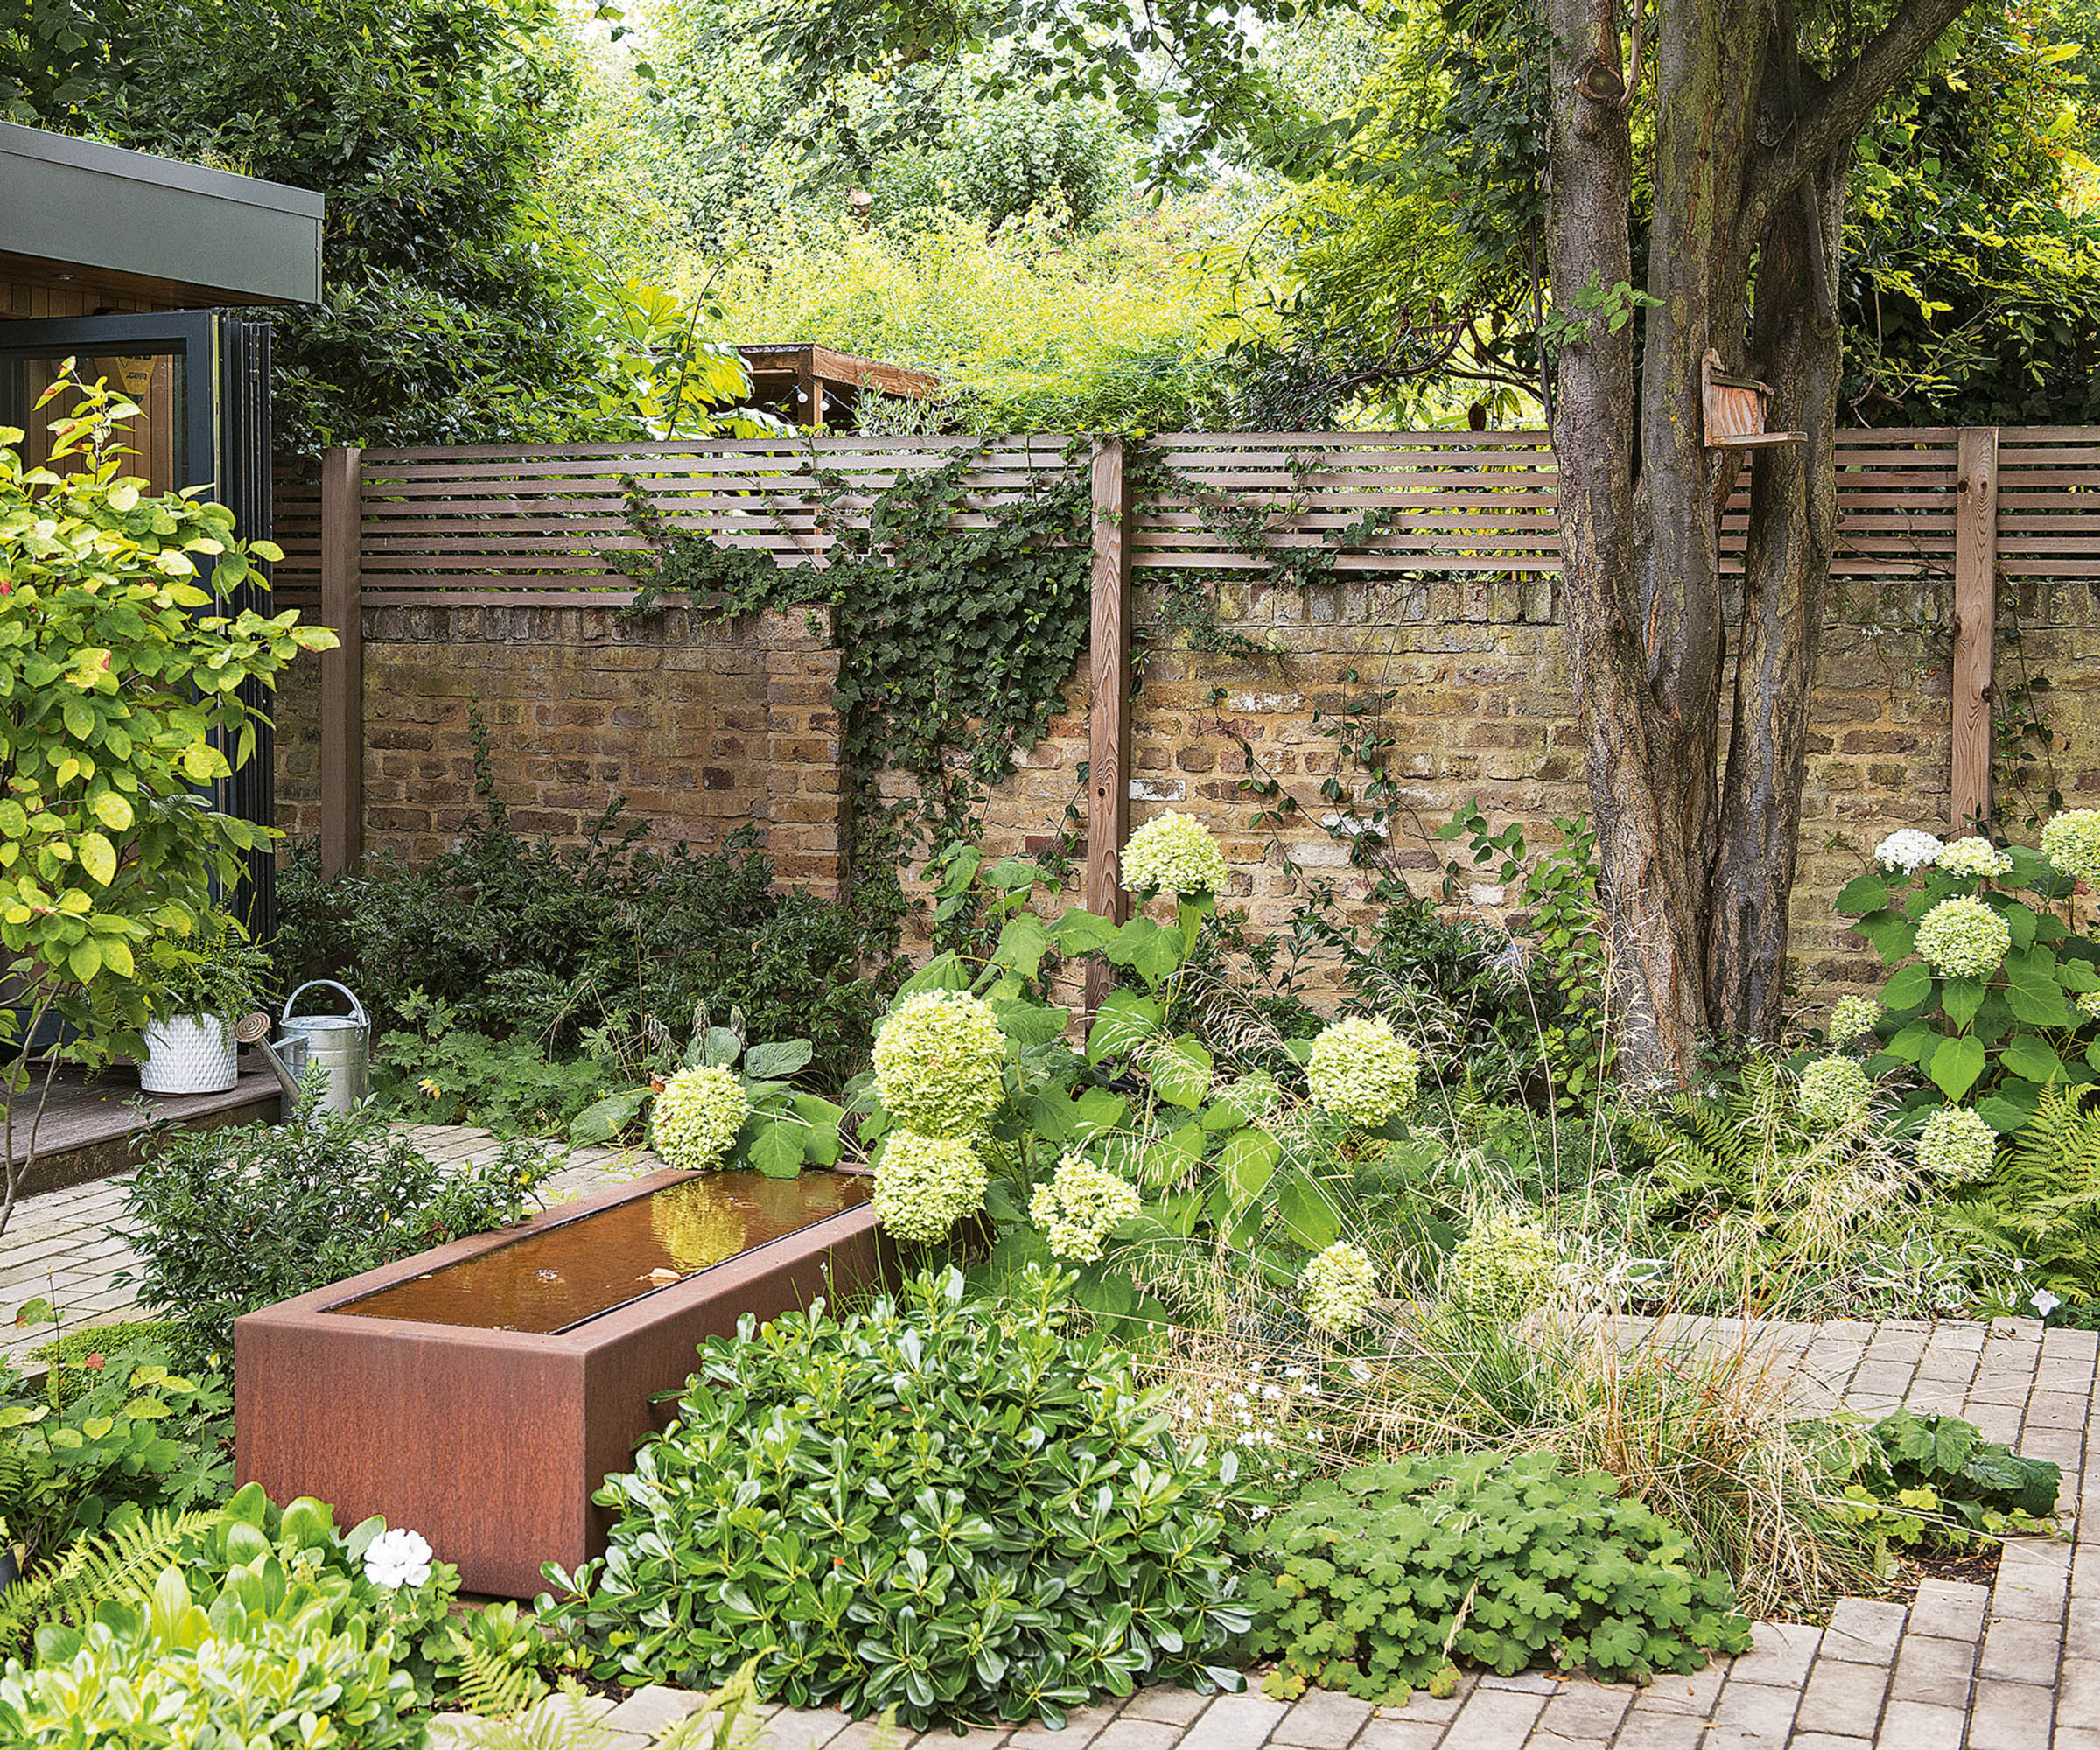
(736, 343, 940, 430)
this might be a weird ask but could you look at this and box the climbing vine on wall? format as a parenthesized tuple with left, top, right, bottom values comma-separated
(616, 441, 1094, 934)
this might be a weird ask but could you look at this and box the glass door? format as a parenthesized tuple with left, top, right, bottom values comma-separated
(0, 311, 279, 941)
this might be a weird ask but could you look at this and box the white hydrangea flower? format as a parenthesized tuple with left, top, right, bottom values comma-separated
(1827, 995, 1883, 1043)
(1917, 1105, 1997, 1182)
(1875, 829, 1945, 875)
(651, 1066, 750, 1172)
(1119, 811, 1230, 899)
(872, 1131, 988, 1243)
(1936, 836, 2013, 880)
(1442, 1208, 1558, 1320)
(2077, 990, 2100, 1024)
(1028, 1154, 1143, 1262)
(872, 990, 1006, 1139)
(362, 1528, 433, 1591)
(2043, 809, 2100, 885)
(1306, 1015, 1420, 1127)
(1798, 1056, 1872, 1125)
(1301, 1241, 1378, 1334)
(1914, 895, 2012, 979)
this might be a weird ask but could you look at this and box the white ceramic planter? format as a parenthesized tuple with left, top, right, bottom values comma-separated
(140, 1013, 239, 1096)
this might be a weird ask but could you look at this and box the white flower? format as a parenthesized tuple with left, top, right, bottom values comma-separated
(1120, 811, 1231, 899)
(1827, 995, 1883, 1043)
(2043, 809, 2100, 885)
(1916, 1105, 1997, 1182)
(363, 1528, 433, 1590)
(2032, 1289, 2062, 1320)
(1936, 836, 2012, 879)
(1875, 829, 1945, 875)
(1798, 1056, 1872, 1126)
(1306, 1016, 1420, 1127)
(1028, 1153, 1143, 1263)
(1915, 896, 2012, 979)
(872, 990, 1007, 1139)
(1301, 1241, 1378, 1334)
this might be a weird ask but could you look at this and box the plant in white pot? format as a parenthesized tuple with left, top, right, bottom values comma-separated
(139, 919, 272, 1096)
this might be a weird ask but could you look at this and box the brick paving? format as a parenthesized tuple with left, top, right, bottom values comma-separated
(2, 1127, 2096, 1746)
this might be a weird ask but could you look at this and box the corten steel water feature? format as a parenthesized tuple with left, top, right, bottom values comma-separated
(234, 1167, 887, 1596)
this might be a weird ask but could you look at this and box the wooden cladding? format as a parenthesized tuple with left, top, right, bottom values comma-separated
(268, 427, 2077, 612)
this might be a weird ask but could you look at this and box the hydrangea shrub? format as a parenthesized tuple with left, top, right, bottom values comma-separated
(1914, 896, 2012, 979)
(1030, 1154, 1142, 1262)
(873, 1130, 988, 1242)
(1797, 1056, 1872, 1126)
(1827, 996, 1883, 1044)
(2041, 809, 2100, 884)
(1300, 1241, 1378, 1334)
(650, 1066, 750, 1171)
(1443, 1208, 1558, 1320)
(1120, 811, 1230, 898)
(1916, 1105, 1998, 1181)
(1306, 1016, 1420, 1127)
(871, 990, 1007, 1138)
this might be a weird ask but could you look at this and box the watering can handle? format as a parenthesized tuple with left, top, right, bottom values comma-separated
(283, 979, 368, 1028)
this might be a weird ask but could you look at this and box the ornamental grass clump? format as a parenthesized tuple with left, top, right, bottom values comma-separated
(1306, 1015, 1419, 1127)
(542, 1269, 1256, 1730)
(1120, 810, 1230, 898)
(873, 1130, 988, 1242)
(871, 990, 1007, 1138)
(1914, 895, 2011, 978)
(1030, 1153, 1142, 1262)
(649, 1065, 749, 1171)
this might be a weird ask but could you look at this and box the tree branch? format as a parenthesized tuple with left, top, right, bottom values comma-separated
(1744, 0, 1978, 234)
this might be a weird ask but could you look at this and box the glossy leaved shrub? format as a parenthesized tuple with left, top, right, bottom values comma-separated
(541, 1269, 1256, 1729)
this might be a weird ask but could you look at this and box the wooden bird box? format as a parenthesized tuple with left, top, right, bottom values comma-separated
(1702, 349, 1805, 449)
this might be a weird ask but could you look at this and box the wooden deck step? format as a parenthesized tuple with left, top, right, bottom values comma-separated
(7, 1060, 284, 1196)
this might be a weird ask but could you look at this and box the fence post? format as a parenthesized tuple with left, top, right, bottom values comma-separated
(1085, 438, 1131, 1010)
(1951, 427, 1999, 833)
(318, 444, 364, 877)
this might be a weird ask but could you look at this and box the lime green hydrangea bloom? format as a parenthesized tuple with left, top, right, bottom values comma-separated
(1914, 895, 2011, 979)
(872, 990, 1006, 1138)
(873, 1131, 988, 1243)
(1120, 811, 1230, 898)
(1301, 1241, 1378, 1334)
(1442, 1208, 1558, 1320)
(1306, 1015, 1420, 1127)
(2079, 990, 2100, 1024)
(1936, 836, 2012, 879)
(2042, 808, 2100, 884)
(1798, 1056, 1872, 1125)
(651, 1065, 750, 1171)
(1028, 1154, 1143, 1263)
(1827, 995, 1883, 1044)
(1917, 1106, 1997, 1182)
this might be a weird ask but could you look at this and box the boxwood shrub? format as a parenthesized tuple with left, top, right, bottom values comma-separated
(540, 1269, 1256, 1729)
(1238, 1451, 1754, 1704)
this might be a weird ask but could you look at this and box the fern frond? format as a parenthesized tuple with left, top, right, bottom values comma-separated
(455, 1635, 551, 1718)
(0, 1506, 213, 1654)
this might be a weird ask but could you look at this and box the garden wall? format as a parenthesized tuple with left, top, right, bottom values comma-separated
(267, 429, 2100, 1008)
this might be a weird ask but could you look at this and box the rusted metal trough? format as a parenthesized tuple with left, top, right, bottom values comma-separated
(234, 1167, 886, 1596)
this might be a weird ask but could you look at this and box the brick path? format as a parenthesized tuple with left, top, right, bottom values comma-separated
(2, 1128, 2095, 1746)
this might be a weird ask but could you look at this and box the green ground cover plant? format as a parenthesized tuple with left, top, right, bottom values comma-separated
(540, 1268, 1256, 1730)
(119, 1102, 557, 1361)
(1237, 1450, 1754, 1704)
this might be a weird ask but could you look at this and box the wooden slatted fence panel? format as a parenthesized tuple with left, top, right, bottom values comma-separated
(267, 427, 2100, 608)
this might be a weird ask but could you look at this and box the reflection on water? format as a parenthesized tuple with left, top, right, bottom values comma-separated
(332, 1171, 871, 1333)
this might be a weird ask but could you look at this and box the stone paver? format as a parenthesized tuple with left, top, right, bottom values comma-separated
(4, 1129, 2096, 1747)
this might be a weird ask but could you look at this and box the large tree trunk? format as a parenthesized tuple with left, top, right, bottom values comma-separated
(1545, 0, 1979, 1082)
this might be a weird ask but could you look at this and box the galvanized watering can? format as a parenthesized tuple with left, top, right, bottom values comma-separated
(279, 981, 369, 1114)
